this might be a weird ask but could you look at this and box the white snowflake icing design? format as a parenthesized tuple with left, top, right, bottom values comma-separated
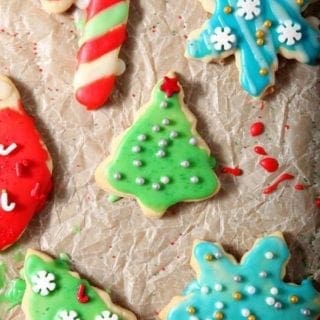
(237, 0, 261, 20)
(57, 310, 80, 320)
(31, 270, 56, 296)
(277, 20, 302, 46)
(210, 27, 236, 51)
(95, 310, 119, 320)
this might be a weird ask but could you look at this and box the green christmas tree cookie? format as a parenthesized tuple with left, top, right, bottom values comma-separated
(21, 249, 136, 320)
(95, 72, 220, 218)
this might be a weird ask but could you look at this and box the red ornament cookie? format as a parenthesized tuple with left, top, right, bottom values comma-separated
(0, 76, 53, 250)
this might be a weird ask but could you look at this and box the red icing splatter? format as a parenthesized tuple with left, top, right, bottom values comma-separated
(250, 122, 265, 137)
(0, 103, 52, 250)
(294, 184, 305, 191)
(221, 167, 243, 176)
(260, 157, 279, 173)
(160, 76, 180, 97)
(263, 173, 295, 194)
(315, 198, 320, 208)
(77, 284, 89, 303)
(254, 146, 267, 155)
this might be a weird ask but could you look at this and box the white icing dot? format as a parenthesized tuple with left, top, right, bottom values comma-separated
(241, 308, 250, 317)
(301, 308, 311, 316)
(152, 183, 161, 191)
(162, 118, 170, 125)
(158, 139, 168, 147)
(214, 252, 222, 259)
(113, 172, 122, 180)
(170, 131, 178, 138)
(160, 101, 168, 108)
(133, 160, 142, 167)
(156, 150, 166, 158)
(189, 137, 197, 145)
(135, 177, 145, 185)
(274, 302, 282, 309)
(152, 125, 161, 132)
(270, 287, 279, 295)
(200, 286, 210, 294)
(259, 271, 267, 278)
(233, 275, 242, 282)
(180, 160, 190, 168)
(215, 301, 224, 310)
(189, 316, 199, 320)
(160, 176, 170, 184)
(190, 176, 199, 184)
(246, 285, 257, 295)
(214, 283, 223, 292)
(265, 251, 274, 260)
(137, 134, 147, 141)
(132, 146, 141, 153)
(265, 297, 276, 306)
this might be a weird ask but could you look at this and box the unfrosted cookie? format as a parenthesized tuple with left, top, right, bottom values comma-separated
(160, 232, 320, 320)
(0, 76, 53, 251)
(21, 249, 137, 320)
(186, 0, 320, 98)
(95, 72, 220, 218)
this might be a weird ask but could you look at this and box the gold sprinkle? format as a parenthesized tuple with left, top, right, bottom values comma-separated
(224, 6, 232, 14)
(259, 68, 269, 76)
(233, 291, 242, 300)
(296, 0, 304, 5)
(187, 306, 196, 314)
(214, 311, 224, 320)
(257, 38, 265, 46)
(205, 254, 214, 261)
(248, 316, 256, 320)
(290, 295, 299, 304)
(264, 20, 272, 28)
(256, 30, 265, 39)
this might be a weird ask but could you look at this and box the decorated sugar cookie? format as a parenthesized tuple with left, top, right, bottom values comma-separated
(14, 249, 136, 319)
(95, 72, 220, 218)
(160, 232, 320, 320)
(0, 76, 53, 251)
(41, 0, 130, 110)
(186, 0, 320, 98)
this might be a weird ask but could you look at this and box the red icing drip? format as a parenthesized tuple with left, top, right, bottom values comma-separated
(75, 76, 116, 110)
(250, 122, 265, 137)
(0, 104, 52, 250)
(254, 146, 267, 155)
(77, 284, 89, 303)
(221, 167, 243, 176)
(294, 184, 305, 191)
(259, 157, 279, 173)
(263, 173, 295, 194)
(315, 198, 320, 208)
(160, 77, 180, 97)
(86, 0, 123, 20)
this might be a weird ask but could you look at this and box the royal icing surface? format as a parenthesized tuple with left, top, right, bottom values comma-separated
(95, 73, 220, 217)
(0, 76, 53, 251)
(186, 0, 320, 97)
(21, 250, 136, 320)
(160, 233, 320, 320)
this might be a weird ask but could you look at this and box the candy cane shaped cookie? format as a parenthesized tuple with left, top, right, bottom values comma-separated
(74, 0, 130, 110)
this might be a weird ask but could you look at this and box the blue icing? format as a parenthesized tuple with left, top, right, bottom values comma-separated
(165, 235, 320, 320)
(186, 0, 320, 97)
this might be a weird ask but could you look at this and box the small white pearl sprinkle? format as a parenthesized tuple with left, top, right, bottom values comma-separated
(152, 183, 161, 190)
(189, 137, 197, 145)
(265, 251, 274, 260)
(214, 283, 223, 292)
(189, 316, 199, 320)
(300, 308, 311, 316)
(160, 101, 168, 108)
(214, 252, 222, 259)
(158, 139, 168, 147)
(137, 134, 147, 141)
(170, 131, 178, 138)
(246, 285, 256, 295)
(156, 150, 166, 158)
(152, 125, 160, 132)
(270, 287, 279, 295)
(132, 146, 141, 153)
(160, 176, 170, 184)
(180, 160, 190, 168)
(215, 301, 224, 310)
(135, 177, 145, 185)
(233, 275, 242, 282)
(274, 302, 282, 309)
(190, 176, 199, 184)
(200, 286, 210, 294)
(162, 118, 170, 125)
(259, 271, 267, 278)
(133, 160, 142, 167)
(265, 297, 275, 306)
(241, 308, 250, 317)
(113, 172, 122, 180)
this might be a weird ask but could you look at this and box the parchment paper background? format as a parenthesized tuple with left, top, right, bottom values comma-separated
(0, 0, 319, 319)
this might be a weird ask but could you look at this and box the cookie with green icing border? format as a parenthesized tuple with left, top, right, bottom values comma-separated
(160, 232, 320, 320)
(95, 72, 220, 218)
(21, 249, 137, 320)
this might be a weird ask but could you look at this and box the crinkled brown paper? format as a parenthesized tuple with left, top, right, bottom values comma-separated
(0, 0, 319, 319)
